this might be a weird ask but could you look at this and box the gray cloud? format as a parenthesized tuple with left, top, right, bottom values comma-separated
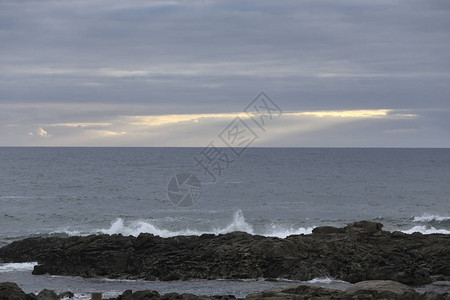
(0, 0, 449, 146)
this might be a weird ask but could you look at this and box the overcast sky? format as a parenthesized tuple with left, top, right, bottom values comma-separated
(1, 0, 449, 147)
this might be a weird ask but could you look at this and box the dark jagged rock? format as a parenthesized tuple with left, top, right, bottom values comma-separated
(115, 289, 237, 300)
(246, 285, 345, 299)
(0, 282, 27, 300)
(345, 280, 419, 299)
(117, 290, 160, 300)
(0, 221, 449, 285)
(1, 281, 449, 300)
(36, 290, 59, 300)
(0, 283, 36, 300)
(247, 280, 450, 299)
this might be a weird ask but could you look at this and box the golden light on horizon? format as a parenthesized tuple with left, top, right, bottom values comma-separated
(43, 109, 417, 130)
(127, 112, 250, 127)
(127, 109, 409, 127)
(288, 109, 390, 118)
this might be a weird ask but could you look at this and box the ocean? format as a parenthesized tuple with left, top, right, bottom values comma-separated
(0, 147, 449, 297)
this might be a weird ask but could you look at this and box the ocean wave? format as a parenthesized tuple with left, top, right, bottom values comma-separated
(48, 229, 88, 238)
(99, 218, 205, 237)
(82, 210, 314, 239)
(307, 277, 335, 284)
(401, 225, 450, 235)
(263, 224, 314, 237)
(50, 211, 449, 240)
(413, 214, 450, 223)
(306, 277, 349, 284)
(0, 262, 37, 272)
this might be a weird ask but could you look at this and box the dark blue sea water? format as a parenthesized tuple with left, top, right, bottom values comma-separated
(0, 147, 449, 297)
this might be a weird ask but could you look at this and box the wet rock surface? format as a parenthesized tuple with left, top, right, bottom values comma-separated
(0, 221, 449, 285)
(1, 281, 449, 300)
(0, 282, 30, 300)
(36, 290, 59, 300)
(247, 280, 450, 299)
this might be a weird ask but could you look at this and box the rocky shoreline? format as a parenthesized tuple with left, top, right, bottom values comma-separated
(1, 280, 449, 300)
(1, 221, 449, 285)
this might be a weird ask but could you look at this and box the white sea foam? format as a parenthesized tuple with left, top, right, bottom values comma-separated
(99, 218, 203, 237)
(95, 210, 314, 238)
(307, 277, 334, 284)
(55, 211, 450, 239)
(274, 277, 348, 284)
(413, 214, 450, 223)
(213, 210, 255, 235)
(306, 277, 349, 284)
(0, 262, 37, 272)
(264, 224, 314, 238)
(401, 225, 450, 235)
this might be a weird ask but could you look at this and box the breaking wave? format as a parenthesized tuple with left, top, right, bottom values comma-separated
(51, 211, 450, 239)
(98, 210, 314, 238)
(0, 262, 37, 272)
(413, 214, 450, 223)
(51, 210, 314, 239)
(401, 225, 450, 235)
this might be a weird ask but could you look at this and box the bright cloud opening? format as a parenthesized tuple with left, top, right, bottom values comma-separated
(37, 128, 51, 138)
